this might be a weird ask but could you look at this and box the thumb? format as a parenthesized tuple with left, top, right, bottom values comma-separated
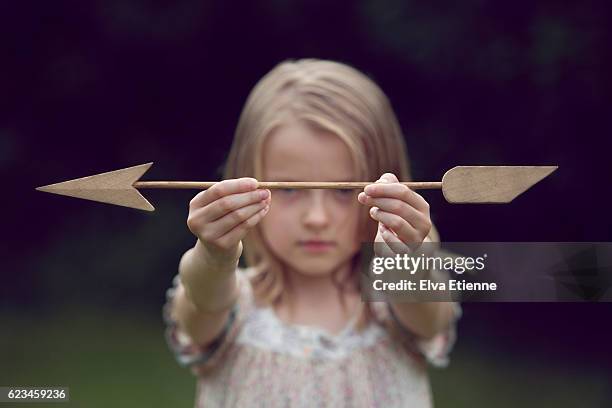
(377, 173, 399, 183)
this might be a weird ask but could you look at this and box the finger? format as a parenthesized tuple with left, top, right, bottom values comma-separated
(214, 204, 271, 249)
(379, 223, 413, 254)
(369, 207, 424, 245)
(379, 172, 399, 183)
(202, 189, 270, 223)
(360, 173, 391, 203)
(363, 183, 429, 213)
(190, 178, 259, 209)
(195, 200, 270, 241)
(374, 228, 396, 258)
(359, 195, 431, 232)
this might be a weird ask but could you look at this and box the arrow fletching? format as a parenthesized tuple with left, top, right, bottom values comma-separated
(36, 162, 155, 211)
(441, 166, 558, 203)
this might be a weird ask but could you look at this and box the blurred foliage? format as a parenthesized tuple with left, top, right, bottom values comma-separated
(1, 1, 611, 405)
(31, 197, 191, 310)
(3, 0, 608, 309)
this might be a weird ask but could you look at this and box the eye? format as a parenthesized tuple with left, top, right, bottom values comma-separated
(333, 189, 355, 199)
(274, 188, 301, 199)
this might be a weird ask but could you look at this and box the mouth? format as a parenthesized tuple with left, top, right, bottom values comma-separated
(298, 240, 337, 252)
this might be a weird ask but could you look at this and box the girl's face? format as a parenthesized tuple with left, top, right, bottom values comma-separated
(259, 119, 362, 278)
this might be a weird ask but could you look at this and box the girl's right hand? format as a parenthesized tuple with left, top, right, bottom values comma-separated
(187, 177, 271, 263)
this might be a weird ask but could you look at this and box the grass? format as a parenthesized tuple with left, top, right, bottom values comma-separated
(1, 307, 608, 407)
(0, 307, 194, 407)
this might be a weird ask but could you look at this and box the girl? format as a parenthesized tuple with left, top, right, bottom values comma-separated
(163, 59, 460, 407)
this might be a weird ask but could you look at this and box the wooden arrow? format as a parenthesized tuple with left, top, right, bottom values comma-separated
(35, 163, 558, 211)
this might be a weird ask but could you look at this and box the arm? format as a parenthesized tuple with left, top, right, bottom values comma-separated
(169, 177, 271, 348)
(388, 301, 456, 340)
(359, 173, 456, 339)
(170, 240, 241, 347)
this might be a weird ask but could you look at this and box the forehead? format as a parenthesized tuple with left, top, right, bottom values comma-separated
(261, 120, 355, 182)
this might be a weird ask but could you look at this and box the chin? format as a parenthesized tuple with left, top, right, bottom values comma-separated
(282, 257, 347, 278)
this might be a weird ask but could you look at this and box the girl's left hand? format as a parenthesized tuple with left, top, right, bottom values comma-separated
(358, 173, 432, 256)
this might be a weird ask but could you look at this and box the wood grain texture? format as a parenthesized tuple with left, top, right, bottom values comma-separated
(36, 162, 155, 211)
(133, 181, 443, 189)
(441, 166, 558, 203)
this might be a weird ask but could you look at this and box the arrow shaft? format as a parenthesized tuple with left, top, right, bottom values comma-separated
(36, 163, 557, 210)
(133, 181, 444, 190)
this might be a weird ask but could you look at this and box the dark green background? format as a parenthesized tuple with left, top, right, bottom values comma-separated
(2, 1, 610, 406)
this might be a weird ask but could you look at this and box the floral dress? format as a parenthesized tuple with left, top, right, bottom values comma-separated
(163, 268, 461, 407)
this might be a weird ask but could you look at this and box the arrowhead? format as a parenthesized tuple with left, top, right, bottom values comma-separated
(442, 166, 558, 203)
(36, 163, 155, 211)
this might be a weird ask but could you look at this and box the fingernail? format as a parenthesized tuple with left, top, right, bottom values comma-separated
(259, 190, 269, 199)
(370, 207, 378, 216)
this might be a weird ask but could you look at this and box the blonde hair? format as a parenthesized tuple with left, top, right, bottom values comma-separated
(223, 58, 438, 325)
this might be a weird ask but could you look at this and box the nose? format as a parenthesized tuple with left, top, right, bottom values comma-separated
(302, 190, 330, 229)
